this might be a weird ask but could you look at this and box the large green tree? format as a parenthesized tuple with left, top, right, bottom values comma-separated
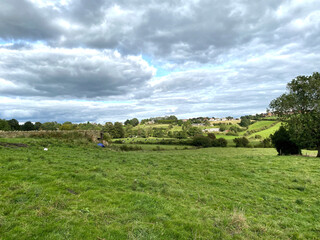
(0, 119, 11, 131)
(7, 119, 20, 130)
(22, 121, 35, 131)
(114, 122, 125, 138)
(40, 122, 60, 130)
(269, 72, 320, 157)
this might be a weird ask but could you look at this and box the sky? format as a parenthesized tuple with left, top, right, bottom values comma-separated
(0, 0, 320, 123)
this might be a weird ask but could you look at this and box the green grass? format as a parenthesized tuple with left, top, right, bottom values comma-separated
(0, 138, 320, 239)
(113, 144, 194, 151)
(249, 122, 282, 139)
(246, 121, 277, 132)
(113, 137, 177, 143)
(135, 124, 171, 129)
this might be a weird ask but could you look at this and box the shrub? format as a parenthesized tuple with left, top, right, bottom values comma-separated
(229, 125, 242, 133)
(211, 138, 228, 147)
(192, 135, 212, 148)
(152, 146, 165, 151)
(226, 132, 239, 136)
(219, 125, 227, 132)
(207, 133, 216, 140)
(103, 132, 112, 142)
(270, 126, 301, 155)
(254, 135, 262, 139)
(239, 118, 250, 128)
(256, 138, 273, 148)
(233, 137, 249, 147)
(119, 145, 142, 151)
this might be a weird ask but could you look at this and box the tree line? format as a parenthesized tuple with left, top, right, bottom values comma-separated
(0, 120, 103, 131)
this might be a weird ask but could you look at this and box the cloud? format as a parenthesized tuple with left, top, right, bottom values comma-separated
(0, 0, 320, 122)
(2, 0, 319, 62)
(0, 45, 155, 98)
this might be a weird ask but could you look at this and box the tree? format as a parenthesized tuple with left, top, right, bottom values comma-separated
(124, 119, 131, 125)
(114, 122, 125, 138)
(269, 72, 320, 157)
(22, 121, 34, 131)
(153, 128, 165, 138)
(7, 119, 20, 130)
(239, 118, 250, 128)
(40, 122, 60, 130)
(104, 122, 116, 138)
(174, 131, 188, 139)
(187, 127, 202, 137)
(182, 121, 191, 131)
(204, 120, 210, 126)
(59, 122, 76, 130)
(130, 118, 139, 127)
(34, 122, 42, 130)
(233, 137, 249, 147)
(167, 115, 178, 121)
(270, 126, 301, 155)
(124, 118, 139, 127)
(0, 119, 11, 131)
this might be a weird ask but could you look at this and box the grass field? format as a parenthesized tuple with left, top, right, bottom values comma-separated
(1, 138, 319, 239)
(249, 122, 282, 139)
(245, 121, 277, 132)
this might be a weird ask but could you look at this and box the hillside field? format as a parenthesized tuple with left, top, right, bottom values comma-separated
(0, 138, 319, 239)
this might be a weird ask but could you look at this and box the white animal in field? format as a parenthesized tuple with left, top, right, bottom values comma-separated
(44, 148, 48, 151)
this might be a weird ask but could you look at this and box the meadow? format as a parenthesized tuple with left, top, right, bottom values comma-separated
(0, 138, 319, 239)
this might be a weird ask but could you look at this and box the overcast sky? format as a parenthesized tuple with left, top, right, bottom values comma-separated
(0, 0, 319, 123)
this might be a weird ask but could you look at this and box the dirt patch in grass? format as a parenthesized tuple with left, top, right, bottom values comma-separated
(0, 142, 28, 148)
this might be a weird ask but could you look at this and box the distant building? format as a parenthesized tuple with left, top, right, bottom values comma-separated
(202, 128, 220, 133)
(192, 123, 204, 126)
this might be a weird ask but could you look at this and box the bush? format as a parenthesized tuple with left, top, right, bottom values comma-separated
(119, 145, 142, 151)
(229, 125, 242, 133)
(219, 125, 227, 132)
(255, 138, 273, 148)
(192, 135, 212, 148)
(233, 137, 250, 147)
(213, 138, 228, 147)
(207, 133, 216, 140)
(270, 126, 301, 155)
(226, 132, 239, 136)
(239, 118, 251, 128)
(254, 135, 262, 139)
(152, 146, 165, 151)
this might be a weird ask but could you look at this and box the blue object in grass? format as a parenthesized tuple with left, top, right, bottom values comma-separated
(97, 143, 105, 148)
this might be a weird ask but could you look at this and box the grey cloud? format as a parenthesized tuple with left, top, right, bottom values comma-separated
(2, 0, 320, 64)
(0, 0, 61, 41)
(0, 98, 142, 123)
(0, 47, 154, 98)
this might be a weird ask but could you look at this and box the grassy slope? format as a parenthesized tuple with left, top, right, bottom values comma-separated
(238, 121, 277, 136)
(0, 139, 320, 239)
(249, 122, 282, 138)
(246, 121, 277, 131)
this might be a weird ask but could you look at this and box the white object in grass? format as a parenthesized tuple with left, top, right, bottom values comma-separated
(44, 148, 48, 151)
